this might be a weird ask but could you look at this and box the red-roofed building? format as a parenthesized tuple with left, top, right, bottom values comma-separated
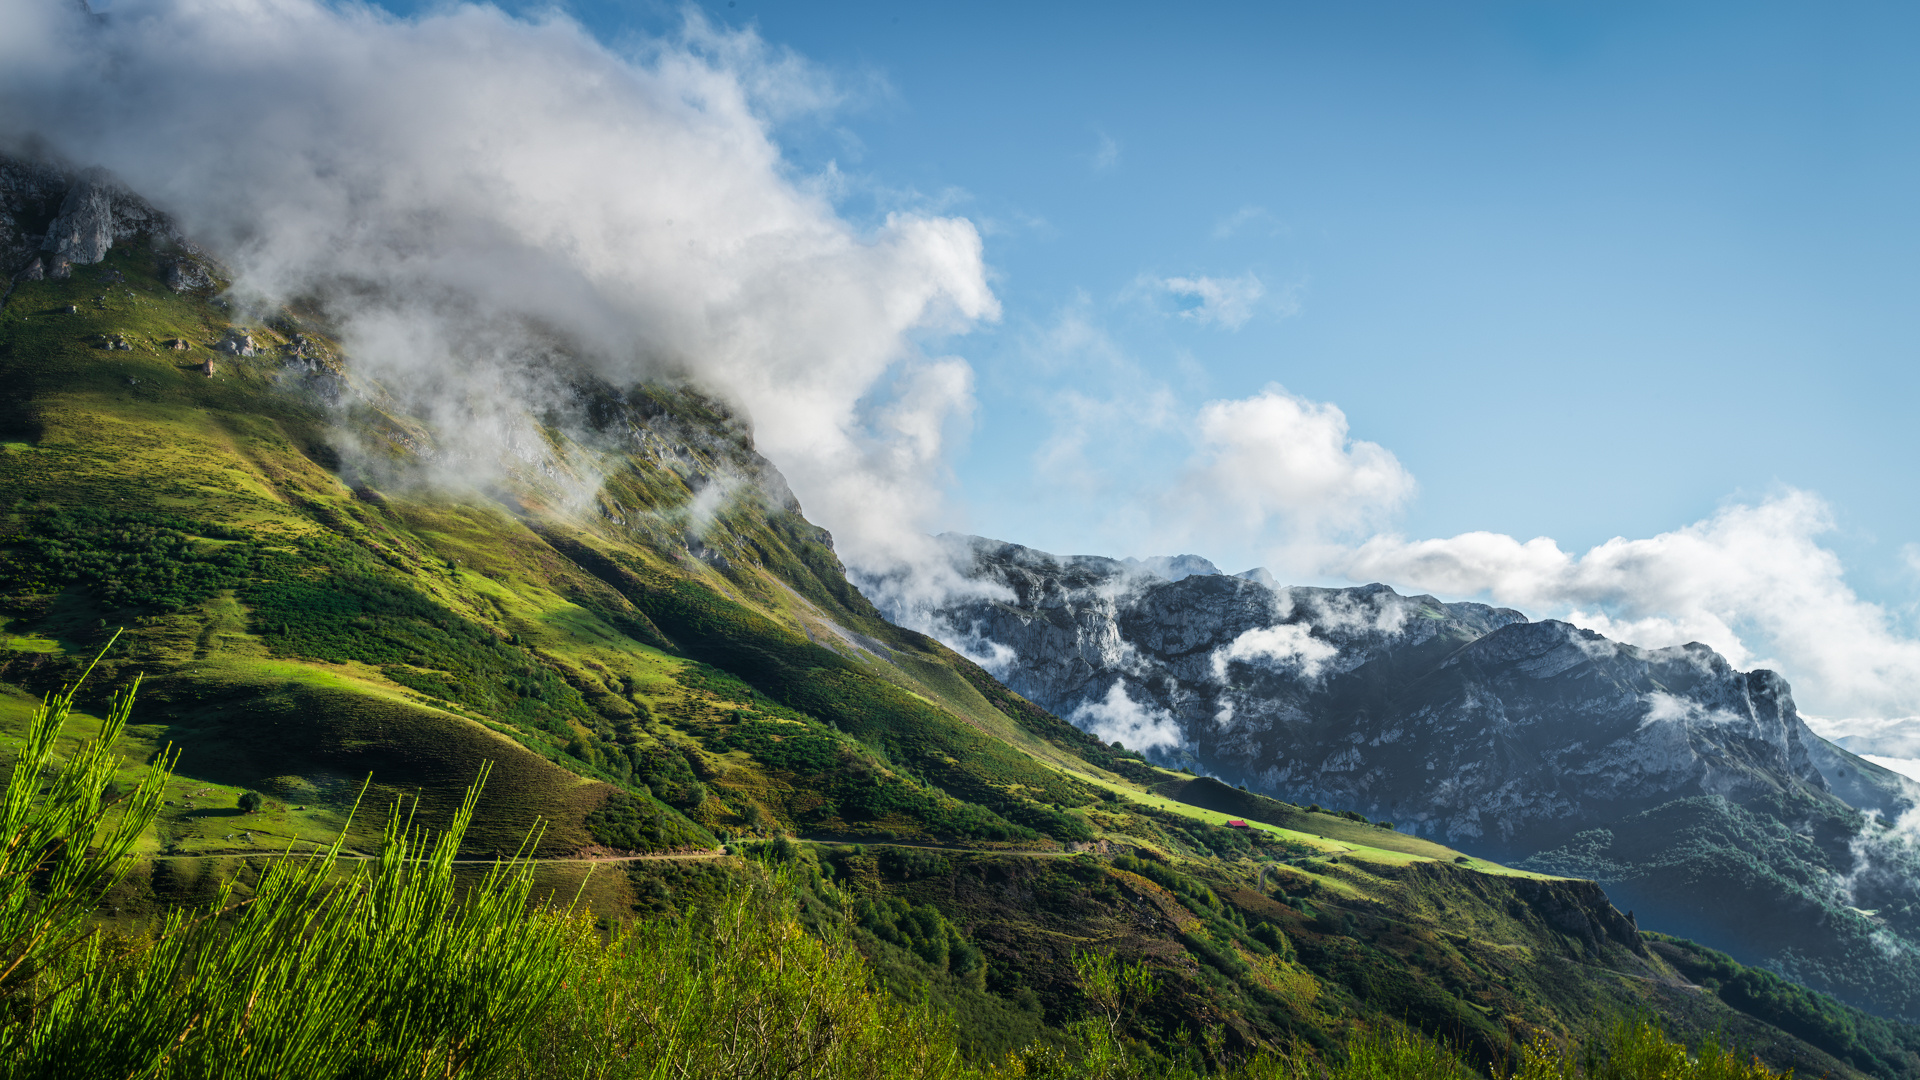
(1225, 819, 1249, 828)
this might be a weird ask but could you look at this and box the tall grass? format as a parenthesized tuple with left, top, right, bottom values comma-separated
(0, 672, 1804, 1080)
(5, 766, 580, 1079)
(516, 869, 969, 1080)
(0, 637, 170, 1014)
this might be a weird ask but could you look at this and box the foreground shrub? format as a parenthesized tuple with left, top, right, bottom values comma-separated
(0, 670, 1805, 1080)
(515, 870, 970, 1080)
(4, 766, 575, 1079)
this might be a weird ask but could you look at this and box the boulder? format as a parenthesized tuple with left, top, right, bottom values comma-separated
(163, 257, 211, 292)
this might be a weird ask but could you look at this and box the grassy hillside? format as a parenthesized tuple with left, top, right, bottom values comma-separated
(3, 230, 1918, 1075)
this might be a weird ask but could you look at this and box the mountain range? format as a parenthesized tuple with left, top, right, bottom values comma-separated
(915, 534, 1920, 1023)
(6, 151, 1920, 1076)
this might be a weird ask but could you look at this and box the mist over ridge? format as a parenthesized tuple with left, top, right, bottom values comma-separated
(0, 0, 995, 584)
(6, 0, 1920, 738)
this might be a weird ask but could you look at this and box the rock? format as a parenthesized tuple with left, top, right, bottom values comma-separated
(162, 257, 211, 292)
(42, 169, 116, 265)
(96, 334, 131, 351)
(63, 304, 76, 314)
(216, 332, 255, 357)
(920, 533, 1920, 1022)
(200, 359, 215, 377)
(14, 257, 43, 282)
(163, 338, 189, 351)
(920, 535, 1844, 850)
(96, 268, 124, 283)
(49, 258, 71, 281)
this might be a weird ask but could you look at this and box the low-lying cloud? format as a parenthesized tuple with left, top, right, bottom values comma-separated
(1068, 682, 1185, 752)
(1210, 623, 1337, 682)
(1340, 492, 1920, 725)
(0, 0, 993, 574)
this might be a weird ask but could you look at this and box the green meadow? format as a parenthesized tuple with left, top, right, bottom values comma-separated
(1, 237, 1917, 1077)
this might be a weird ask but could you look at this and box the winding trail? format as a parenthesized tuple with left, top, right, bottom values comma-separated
(147, 849, 730, 865)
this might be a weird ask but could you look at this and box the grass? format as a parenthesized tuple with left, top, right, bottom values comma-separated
(0, 233, 1904, 1078)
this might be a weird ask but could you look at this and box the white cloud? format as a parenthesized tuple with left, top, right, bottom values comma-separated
(1068, 682, 1184, 752)
(1210, 623, 1338, 682)
(1171, 386, 1416, 550)
(1157, 273, 1267, 330)
(1340, 492, 1920, 724)
(0, 0, 994, 575)
(1864, 756, 1920, 783)
(1211, 205, 1284, 239)
(1639, 691, 1748, 730)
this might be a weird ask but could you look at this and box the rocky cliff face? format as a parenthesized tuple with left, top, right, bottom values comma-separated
(928, 534, 1889, 850)
(918, 534, 1920, 1020)
(2, 155, 183, 286)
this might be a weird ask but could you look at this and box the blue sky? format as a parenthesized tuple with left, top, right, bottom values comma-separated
(502, 0, 1920, 592)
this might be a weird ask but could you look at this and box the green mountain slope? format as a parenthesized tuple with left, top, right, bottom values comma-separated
(3, 206, 1918, 1075)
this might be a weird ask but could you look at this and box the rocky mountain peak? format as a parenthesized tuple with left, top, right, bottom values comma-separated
(915, 534, 1903, 851)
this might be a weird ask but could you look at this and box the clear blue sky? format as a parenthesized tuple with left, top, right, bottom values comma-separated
(396, 0, 1920, 613)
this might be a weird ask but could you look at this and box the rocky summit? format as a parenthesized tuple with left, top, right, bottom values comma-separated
(919, 533, 1920, 1022)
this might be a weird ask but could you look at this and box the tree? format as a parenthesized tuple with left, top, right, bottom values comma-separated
(238, 791, 263, 814)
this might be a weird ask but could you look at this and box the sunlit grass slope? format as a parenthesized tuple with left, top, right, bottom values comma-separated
(0, 236, 1276, 864)
(6, 235, 1920, 1077)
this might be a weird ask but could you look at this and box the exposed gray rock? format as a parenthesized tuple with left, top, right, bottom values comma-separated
(915, 534, 1920, 1021)
(163, 256, 212, 292)
(2, 154, 183, 276)
(923, 534, 1852, 850)
(14, 257, 43, 282)
(216, 332, 256, 357)
(43, 169, 116, 265)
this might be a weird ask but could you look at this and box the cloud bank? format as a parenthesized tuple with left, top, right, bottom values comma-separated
(0, 0, 994, 572)
(1337, 491, 1920, 726)
(992, 298, 1920, 728)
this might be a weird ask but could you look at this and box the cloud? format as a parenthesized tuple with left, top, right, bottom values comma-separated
(1211, 623, 1338, 682)
(1171, 386, 1416, 549)
(0, 0, 994, 576)
(1639, 691, 1748, 730)
(1211, 205, 1284, 239)
(1157, 273, 1267, 330)
(1339, 491, 1920, 723)
(1068, 682, 1185, 752)
(1863, 756, 1920, 784)
(1089, 130, 1120, 172)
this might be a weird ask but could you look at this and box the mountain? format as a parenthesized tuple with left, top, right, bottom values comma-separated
(6, 153, 1920, 1075)
(918, 534, 1920, 1024)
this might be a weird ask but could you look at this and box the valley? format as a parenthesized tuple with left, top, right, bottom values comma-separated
(1, 155, 1919, 1078)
